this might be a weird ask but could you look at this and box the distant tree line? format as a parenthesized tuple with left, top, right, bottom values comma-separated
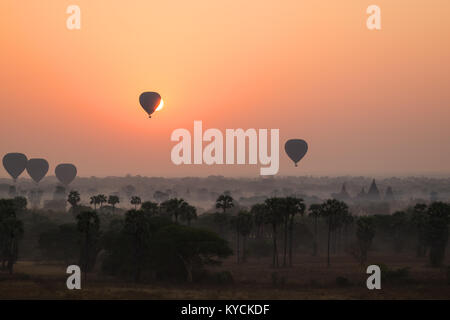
(1, 188, 449, 284)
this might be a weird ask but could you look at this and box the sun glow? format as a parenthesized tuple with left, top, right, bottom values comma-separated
(155, 99, 164, 112)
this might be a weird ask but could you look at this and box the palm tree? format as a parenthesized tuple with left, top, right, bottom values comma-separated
(216, 194, 234, 213)
(287, 197, 305, 266)
(309, 204, 321, 256)
(123, 209, 153, 282)
(234, 210, 253, 263)
(130, 196, 142, 210)
(141, 201, 159, 216)
(107, 195, 120, 214)
(341, 210, 354, 252)
(97, 194, 107, 209)
(319, 199, 349, 267)
(180, 204, 197, 226)
(411, 203, 428, 257)
(355, 216, 375, 266)
(0, 201, 24, 274)
(67, 191, 81, 210)
(251, 203, 267, 238)
(213, 211, 229, 235)
(264, 198, 284, 268)
(161, 198, 187, 223)
(89, 195, 100, 211)
(76, 211, 100, 280)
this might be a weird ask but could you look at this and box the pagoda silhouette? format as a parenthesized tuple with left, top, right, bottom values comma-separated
(332, 183, 351, 201)
(367, 179, 380, 201)
(357, 187, 366, 200)
(385, 186, 395, 202)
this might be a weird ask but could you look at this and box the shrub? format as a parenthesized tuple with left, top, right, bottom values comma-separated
(379, 264, 411, 284)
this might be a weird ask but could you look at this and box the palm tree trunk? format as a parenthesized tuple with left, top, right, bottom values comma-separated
(283, 217, 288, 267)
(272, 223, 278, 268)
(327, 220, 331, 267)
(313, 215, 318, 256)
(289, 216, 294, 267)
(243, 236, 247, 263)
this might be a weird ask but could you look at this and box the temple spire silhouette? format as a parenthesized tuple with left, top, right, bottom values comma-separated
(367, 179, 380, 200)
(385, 186, 395, 201)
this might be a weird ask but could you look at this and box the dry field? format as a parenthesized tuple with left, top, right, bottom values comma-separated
(0, 253, 449, 299)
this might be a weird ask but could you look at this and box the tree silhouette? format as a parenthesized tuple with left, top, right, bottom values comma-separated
(180, 204, 197, 226)
(39, 224, 78, 264)
(130, 196, 142, 210)
(90, 195, 100, 211)
(216, 194, 234, 214)
(251, 203, 267, 239)
(76, 210, 100, 278)
(161, 198, 187, 223)
(353, 216, 375, 266)
(264, 198, 284, 268)
(98, 194, 107, 208)
(287, 197, 305, 266)
(341, 210, 354, 253)
(67, 191, 81, 210)
(213, 211, 229, 236)
(123, 209, 154, 282)
(232, 210, 253, 263)
(319, 199, 349, 267)
(13, 196, 27, 212)
(411, 203, 428, 257)
(141, 201, 159, 216)
(309, 204, 321, 256)
(425, 202, 450, 267)
(107, 195, 120, 214)
(391, 211, 407, 253)
(154, 225, 232, 282)
(0, 199, 24, 274)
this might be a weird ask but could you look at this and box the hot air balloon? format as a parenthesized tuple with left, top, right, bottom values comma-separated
(139, 92, 163, 118)
(284, 139, 308, 167)
(26, 158, 49, 184)
(2, 153, 28, 182)
(55, 163, 77, 186)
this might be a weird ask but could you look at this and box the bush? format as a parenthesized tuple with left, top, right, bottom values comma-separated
(379, 264, 411, 283)
(102, 213, 232, 283)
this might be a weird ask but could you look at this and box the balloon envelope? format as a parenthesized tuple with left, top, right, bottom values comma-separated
(284, 139, 308, 166)
(26, 158, 49, 183)
(139, 92, 161, 117)
(55, 164, 77, 186)
(3, 153, 28, 181)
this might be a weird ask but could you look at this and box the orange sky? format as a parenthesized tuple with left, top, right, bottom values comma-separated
(1, 0, 449, 178)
